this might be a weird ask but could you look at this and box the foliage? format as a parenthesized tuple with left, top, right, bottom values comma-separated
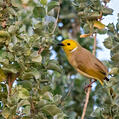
(0, 0, 119, 119)
(54, 0, 119, 119)
(0, 0, 65, 118)
(91, 14, 119, 119)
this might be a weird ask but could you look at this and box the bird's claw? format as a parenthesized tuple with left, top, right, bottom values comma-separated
(84, 84, 92, 93)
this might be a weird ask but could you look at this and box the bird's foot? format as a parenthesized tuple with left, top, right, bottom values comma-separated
(84, 84, 92, 92)
(84, 79, 96, 92)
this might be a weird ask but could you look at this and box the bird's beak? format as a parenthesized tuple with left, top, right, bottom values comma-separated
(57, 43, 65, 46)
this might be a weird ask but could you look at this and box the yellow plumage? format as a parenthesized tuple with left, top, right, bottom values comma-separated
(58, 39, 109, 85)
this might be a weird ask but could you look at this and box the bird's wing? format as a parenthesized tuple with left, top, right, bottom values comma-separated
(94, 61, 107, 75)
(77, 48, 107, 75)
(73, 48, 107, 85)
(76, 61, 102, 78)
(76, 61, 104, 85)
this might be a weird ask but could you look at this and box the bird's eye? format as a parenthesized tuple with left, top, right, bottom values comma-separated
(67, 43, 70, 45)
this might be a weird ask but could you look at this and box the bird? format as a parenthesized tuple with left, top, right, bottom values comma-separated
(58, 39, 109, 86)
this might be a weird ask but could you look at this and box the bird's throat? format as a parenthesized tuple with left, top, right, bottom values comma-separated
(70, 47, 78, 53)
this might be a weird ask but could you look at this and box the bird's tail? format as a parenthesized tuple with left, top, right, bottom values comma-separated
(105, 77, 109, 81)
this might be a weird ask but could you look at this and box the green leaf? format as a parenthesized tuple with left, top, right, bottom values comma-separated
(33, 7, 46, 18)
(17, 86, 30, 100)
(111, 44, 119, 53)
(40, 0, 47, 5)
(2, 64, 19, 74)
(1, 107, 10, 119)
(97, 29, 107, 34)
(91, 108, 102, 117)
(0, 50, 14, 64)
(0, 69, 6, 82)
(83, 23, 90, 34)
(53, 112, 66, 119)
(47, 60, 62, 73)
(0, 30, 10, 44)
(54, 95, 62, 104)
(116, 23, 119, 31)
(8, 25, 19, 34)
(38, 99, 48, 107)
(32, 55, 42, 63)
(33, 22, 45, 35)
(39, 86, 51, 95)
(21, 70, 41, 80)
(31, 51, 42, 63)
(109, 67, 119, 75)
(107, 23, 115, 32)
(41, 105, 61, 116)
(38, 112, 48, 119)
(43, 92, 54, 101)
(102, 7, 113, 16)
(17, 80, 32, 91)
(0, 0, 4, 5)
(23, 105, 31, 116)
(7, 7, 17, 16)
(17, 100, 30, 116)
(1, 66, 16, 73)
(21, 0, 30, 4)
(103, 37, 113, 49)
(111, 53, 119, 62)
(47, 1, 59, 12)
(80, 12, 101, 20)
(17, 100, 30, 109)
(11, 0, 22, 8)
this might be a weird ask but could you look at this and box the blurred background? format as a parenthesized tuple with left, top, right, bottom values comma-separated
(0, 0, 119, 119)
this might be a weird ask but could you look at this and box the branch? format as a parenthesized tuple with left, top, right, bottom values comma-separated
(8, 73, 17, 96)
(51, 0, 61, 34)
(59, 80, 74, 106)
(8, 73, 12, 96)
(93, 33, 97, 55)
(81, 33, 97, 119)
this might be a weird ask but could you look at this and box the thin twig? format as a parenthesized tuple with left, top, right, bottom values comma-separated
(93, 33, 97, 55)
(81, 33, 97, 119)
(2, 20, 6, 28)
(59, 80, 74, 105)
(51, 0, 61, 34)
(7, 73, 17, 96)
(8, 73, 12, 96)
(38, 47, 44, 54)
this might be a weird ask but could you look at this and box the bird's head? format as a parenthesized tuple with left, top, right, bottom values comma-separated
(58, 39, 80, 54)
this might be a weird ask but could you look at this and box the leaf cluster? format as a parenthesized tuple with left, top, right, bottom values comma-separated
(0, 0, 65, 119)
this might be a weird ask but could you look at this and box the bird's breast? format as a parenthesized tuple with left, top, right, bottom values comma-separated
(67, 51, 79, 68)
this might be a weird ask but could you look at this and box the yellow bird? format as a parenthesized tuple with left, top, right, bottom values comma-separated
(58, 39, 109, 85)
